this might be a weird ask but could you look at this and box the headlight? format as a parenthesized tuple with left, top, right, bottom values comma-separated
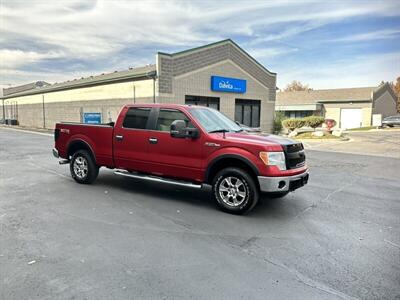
(259, 151, 286, 170)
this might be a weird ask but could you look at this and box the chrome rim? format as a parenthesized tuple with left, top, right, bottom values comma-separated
(218, 176, 247, 207)
(73, 156, 88, 179)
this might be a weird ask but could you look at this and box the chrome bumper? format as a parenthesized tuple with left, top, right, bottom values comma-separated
(258, 171, 309, 193)
(52, 148, 59, 158)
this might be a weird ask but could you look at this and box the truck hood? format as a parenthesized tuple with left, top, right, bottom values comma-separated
(220, 132, 299, 148)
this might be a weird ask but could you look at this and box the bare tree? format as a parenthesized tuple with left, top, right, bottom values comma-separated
(284, 80, 311, 92)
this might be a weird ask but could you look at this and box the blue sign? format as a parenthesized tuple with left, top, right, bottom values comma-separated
(83, 113, 102, 124)
(211, 76, 246, 93)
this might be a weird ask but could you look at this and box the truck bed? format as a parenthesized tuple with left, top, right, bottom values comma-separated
(55, 122, 114, 167)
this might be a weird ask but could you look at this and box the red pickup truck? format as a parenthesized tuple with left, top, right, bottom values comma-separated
(53, 104, 308, 214)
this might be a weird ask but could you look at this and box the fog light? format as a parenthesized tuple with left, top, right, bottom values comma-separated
(278, 181, 286, 189)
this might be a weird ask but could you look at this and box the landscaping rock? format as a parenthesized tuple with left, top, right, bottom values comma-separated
(332, 130, 342, 137)
(312, 131, 324, 137)
(288, 131, 298, 138)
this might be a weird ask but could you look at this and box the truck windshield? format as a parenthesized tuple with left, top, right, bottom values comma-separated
(189, 107, 243, 133)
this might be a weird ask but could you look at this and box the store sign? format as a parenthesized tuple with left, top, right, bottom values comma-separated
(211, 76, 246, 93)
(83, 113, 102, 124)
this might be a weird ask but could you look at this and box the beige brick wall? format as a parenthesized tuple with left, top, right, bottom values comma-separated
(15, 97, 153, 129)
(158, 60, 275, 132)
(323, 102, 373, 128)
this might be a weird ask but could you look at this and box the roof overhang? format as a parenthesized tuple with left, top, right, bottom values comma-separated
(275, 104, 322, 111)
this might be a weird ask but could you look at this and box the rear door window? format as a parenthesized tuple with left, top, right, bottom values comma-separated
(123, 108, 151, 129)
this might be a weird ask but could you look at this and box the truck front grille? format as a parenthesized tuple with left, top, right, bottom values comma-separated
(283, 143, 306, 169)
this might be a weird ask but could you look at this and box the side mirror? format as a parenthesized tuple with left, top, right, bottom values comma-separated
(170, 120, 199, 139)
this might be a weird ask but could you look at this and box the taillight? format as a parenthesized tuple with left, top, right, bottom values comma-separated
(54, 128, 60, 141)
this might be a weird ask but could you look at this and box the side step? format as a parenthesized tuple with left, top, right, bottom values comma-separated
(114, 170, 202, 189)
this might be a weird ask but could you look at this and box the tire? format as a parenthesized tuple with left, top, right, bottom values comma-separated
(265, 191, 289, 199)
(212, 167, 259, 215)
(70, 150, 99, 184)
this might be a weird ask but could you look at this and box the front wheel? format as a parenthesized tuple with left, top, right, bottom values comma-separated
(70, 150, 99, 184)
(212, 167, 259, 215)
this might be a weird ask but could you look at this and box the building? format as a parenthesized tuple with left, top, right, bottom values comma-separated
(276, 83, 398, 129)
(1, 39, 277, 131)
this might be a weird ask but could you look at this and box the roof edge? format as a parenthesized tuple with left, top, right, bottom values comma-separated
(158, 39, 276, 76)
(2, 70, 156, 100)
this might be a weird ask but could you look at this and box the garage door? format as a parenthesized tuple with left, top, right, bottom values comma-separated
(340, 108, 362, 129)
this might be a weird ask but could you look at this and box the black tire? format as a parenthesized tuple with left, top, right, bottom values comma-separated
(70, 150, 99, 184)
(212, 167, 259, 215)
(264, 191, 289, 199)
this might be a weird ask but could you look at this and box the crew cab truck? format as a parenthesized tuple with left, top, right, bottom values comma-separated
(53, 104, 308, 214)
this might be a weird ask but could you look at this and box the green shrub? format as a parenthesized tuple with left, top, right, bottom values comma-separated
(282, 118, 306, 131)
(303, 116, 325, 128)
(273, 111, 286, 133)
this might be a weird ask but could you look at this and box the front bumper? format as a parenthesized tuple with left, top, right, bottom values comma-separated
(258, 171, 309, 193)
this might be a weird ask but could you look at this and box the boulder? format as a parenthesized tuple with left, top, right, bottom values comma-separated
(312, 131, 324, 137)
(288, 131, 298, 138)
(332, 130, 342, 137)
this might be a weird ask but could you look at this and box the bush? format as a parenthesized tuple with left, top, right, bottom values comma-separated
(273, 111, 286, 133)
(282, 118, 306, 131)
(303, 116, 325, 128)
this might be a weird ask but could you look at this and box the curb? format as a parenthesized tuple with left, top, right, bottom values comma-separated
(0, 125, 53, 137)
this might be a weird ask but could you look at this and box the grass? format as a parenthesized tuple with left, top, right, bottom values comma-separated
(295, 132, 341, 139)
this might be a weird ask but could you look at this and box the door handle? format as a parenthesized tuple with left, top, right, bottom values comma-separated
(115, 135, 124, 141)
(149, 137, 158, 144)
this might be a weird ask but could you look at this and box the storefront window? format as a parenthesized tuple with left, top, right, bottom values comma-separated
(284, 111, 314, 118)
(185, 95, 220, 110)
(235, 99, 261, 127)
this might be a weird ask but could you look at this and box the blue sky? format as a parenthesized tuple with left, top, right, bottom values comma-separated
(0, 0, 399, 91)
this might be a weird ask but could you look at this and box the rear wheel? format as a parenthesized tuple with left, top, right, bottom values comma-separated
(70, 150, 99, 184)
(212, 167, 259, 214)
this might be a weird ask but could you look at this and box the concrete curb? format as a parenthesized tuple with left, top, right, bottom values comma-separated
(0, 125, 53, 137)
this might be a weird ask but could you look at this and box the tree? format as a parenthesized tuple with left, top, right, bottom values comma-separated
(284, 80, 311, 92)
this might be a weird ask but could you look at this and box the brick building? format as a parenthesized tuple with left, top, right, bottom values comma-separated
(276, 83, 398, 129)
(1, 39, 277, 131)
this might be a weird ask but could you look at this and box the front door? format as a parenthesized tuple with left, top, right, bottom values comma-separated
(113, 107, 152, 172)
(146, 108, 204, 181)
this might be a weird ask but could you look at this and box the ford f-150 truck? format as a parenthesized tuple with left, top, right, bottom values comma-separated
(53, 104, 308, 214)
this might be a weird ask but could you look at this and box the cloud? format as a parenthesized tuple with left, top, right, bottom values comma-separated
(277, 51, 400, 89)
(330, 29, 400, 42)
(0, 49, 64, 68)
(0, 0, 399, 88)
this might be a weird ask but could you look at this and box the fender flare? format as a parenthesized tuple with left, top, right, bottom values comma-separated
(205, 154, 260, 183)
(67, 139, 96, 163)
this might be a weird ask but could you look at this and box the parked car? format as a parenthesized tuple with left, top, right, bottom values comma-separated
(53, 104, 308, 214)
(382, 115, 400, 127)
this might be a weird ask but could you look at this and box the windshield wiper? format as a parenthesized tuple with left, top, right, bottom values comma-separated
(209, 129, 230, 133)
(235, 128, 244, 132)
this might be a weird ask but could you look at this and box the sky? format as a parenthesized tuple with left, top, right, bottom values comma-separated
(0, 0, 399, 92)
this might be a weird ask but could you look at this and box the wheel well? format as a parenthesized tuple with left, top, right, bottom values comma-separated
(206, 157, 259, 185)
(67, 140, 95, 161)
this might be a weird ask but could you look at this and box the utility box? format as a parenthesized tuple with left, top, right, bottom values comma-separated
(372, 114, 382, 127)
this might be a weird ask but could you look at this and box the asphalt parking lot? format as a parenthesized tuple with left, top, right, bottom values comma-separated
(302, 130, 400, 159)
(0, 128, 399, 300)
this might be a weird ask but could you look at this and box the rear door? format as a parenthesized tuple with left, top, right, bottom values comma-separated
(113, 107, 153, 172)
(146, 108, 204, 181)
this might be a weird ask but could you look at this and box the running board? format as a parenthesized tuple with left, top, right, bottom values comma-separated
(114, 170, 202, 189)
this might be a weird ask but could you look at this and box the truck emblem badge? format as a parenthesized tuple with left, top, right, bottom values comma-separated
(205, 142, 220, 147)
